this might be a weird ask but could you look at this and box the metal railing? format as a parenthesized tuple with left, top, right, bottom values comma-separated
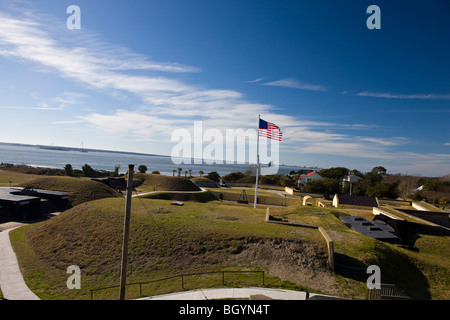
(89, 270, 265, 300)
(369, 283, 410, 300)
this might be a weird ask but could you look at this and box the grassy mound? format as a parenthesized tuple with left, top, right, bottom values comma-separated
(23, 176, 122, 207)
(190, 176, 219, 188)
(140, 190, 218, 203)
(10, 199, 450, 300)
(134, 173, 201, 193)
(12, 199, 335, 300)
(0, 169, 41, 186)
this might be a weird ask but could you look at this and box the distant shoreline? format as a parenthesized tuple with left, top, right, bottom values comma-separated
(0, 142, 169, 158)
(0, 142, 314, 170)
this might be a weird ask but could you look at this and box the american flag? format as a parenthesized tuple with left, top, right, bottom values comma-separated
(259, 118, 283, 141)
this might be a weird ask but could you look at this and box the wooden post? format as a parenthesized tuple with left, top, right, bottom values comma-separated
(119, 164, 134, 300)
(318, 226, 335, 271)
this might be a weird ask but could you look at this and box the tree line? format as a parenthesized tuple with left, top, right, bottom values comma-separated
(220, 166, 449, 208)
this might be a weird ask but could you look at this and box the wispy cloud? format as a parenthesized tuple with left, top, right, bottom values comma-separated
(356, 137, 405, 147)
(0, 91, 88, 111)
(0, 105, 64, 111)
(51, 120, 84, 124)
(357, 91, 450, 100)
(1, 6, 447, 174)
(262, 78, 327, 92)
(0, 10, 198, 89)
(380, 108, 450, 113)
(244, 78, 265, 83)
(50, 92, 89, 108)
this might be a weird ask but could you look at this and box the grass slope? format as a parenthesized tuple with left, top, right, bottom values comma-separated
(11, 199, 334, 300)
(0, 169, 41, 186)
(9, 198, 450, 300)
(23, 176, 122, 207)
(140, 190, 218, 203)
(134, 173, 201, 193)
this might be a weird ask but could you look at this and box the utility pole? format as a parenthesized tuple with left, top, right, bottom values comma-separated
(119, 164, 134, 300)
(254, 115, 260, 209)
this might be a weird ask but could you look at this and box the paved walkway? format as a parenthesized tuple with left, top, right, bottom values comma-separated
(138, 287, 314, 300)
(132, 187, 207, 198)
(0, 227, 40, 300)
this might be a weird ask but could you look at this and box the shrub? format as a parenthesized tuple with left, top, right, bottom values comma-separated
(207, 171, 220, 182)
(138, 165, 148, 173)
(64, 164, 73, 177)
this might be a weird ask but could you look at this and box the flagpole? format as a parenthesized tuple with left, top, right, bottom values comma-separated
(254, 115, 260, 209)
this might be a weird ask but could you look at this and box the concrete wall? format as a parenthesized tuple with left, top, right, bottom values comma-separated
(372, 207, 404, 221)
(285, 187, 294, 195)
(332, 194, 338, 207)
(412, 202, 429, 211)
(413, 201, 445, 212)
(303, 196, 314, 206)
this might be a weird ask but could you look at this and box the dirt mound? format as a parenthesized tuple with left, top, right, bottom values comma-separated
(224, 237, 336, 293)
(135, 174, 201, 191)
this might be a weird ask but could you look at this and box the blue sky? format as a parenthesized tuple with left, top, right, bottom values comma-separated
(0, 0, 449, 176)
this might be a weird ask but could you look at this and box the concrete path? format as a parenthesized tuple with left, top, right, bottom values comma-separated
(228, 187, 298, 199)
(132, 188, 207, 198)
(138, 287, 335, 300)
(0, 227, 40, 300)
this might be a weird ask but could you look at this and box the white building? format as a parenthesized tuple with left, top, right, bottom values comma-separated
(342, 174, 361, 184)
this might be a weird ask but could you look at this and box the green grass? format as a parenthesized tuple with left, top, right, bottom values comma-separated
(8, 195, 450, 300)
(22, 176, 122, 207)
(416, 201, 443, 212)
(10, 199, 335, 300)
(207, 187, 280, 198)
(134, 173, 201, 193)
(190, 176, 218, 186)
(139, 190, 218, 203)
(0, 169, 41, 186)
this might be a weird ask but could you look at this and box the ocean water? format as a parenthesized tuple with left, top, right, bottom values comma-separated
(0, 144, 307, 177)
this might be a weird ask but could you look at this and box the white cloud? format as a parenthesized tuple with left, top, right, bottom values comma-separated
(262, 78, 327, 92)
(357, 91, 450, 100)
(0, 104, 64, 111)
(1, 7, 447, 174)
(51, 120, 84, 124)
(356, 137, 403, 146)
(50, 92, 89, 108)
(244, 78, 265, 83)
(0, 11, 197, 90)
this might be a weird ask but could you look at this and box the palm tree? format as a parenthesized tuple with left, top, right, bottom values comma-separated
(185, 170, 188, 178)
(188, 169, 192, 177)
(178, 167, 182, 177)
(172, 169, 176, 177)
(199, 170, 204, 177)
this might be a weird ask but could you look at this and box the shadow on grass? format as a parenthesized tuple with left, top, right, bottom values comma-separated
(334, 253, 368, 283)
(334, 247, 432, 300)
